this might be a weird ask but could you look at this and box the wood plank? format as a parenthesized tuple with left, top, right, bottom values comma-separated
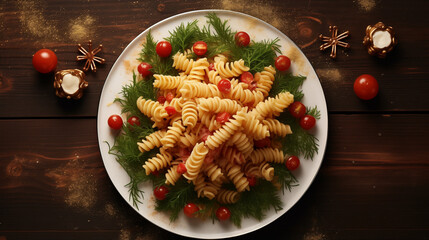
(1, 114, 428, 239)
(1, 0, 429, 117)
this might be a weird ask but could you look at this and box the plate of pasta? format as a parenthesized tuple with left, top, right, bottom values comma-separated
(97, 10, 328, 239)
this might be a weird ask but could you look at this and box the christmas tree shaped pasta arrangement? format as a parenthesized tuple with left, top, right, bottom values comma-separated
(109, 13, 320, 227)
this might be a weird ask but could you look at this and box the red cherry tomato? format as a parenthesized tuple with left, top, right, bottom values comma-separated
(217, 79, 231, 94)
(156, 41, 172, 58)
(208, 63, 216, 71)
(216, 112, 231, 125)
(216, 206, 231, 221)
(157, 95, 166, 104)
(275, 55, 291, 71)
(289, 101, 306, 119)
(184, 203, 199, 218)
(247, 176, 257, 187)
(235, 31, 250, 47)
(353, 74, 379, 100)
(240, 72, 254, 84)
(286, 156, 300, 171)
(153, 185, 169, 200)
(165, 106, 177, 116)
(32, 49, 58, 73)
(166, 92, 175, 102)
(176, 163, 187, 174)
(108, 114, 123, 130)
(137, 62, 152, 77)
(300, 115, 316, 130)
(127, 116, 140, 126)
(192, 41, 208, 56)
(254, 137, 271, 148)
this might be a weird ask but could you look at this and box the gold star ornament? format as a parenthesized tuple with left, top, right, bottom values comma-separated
(77, 40, 105, 72)
(319, 26, 350, 59)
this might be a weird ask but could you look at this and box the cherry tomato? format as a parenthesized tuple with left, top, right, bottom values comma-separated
(208, 63, 216, 71)
(275, 55, 291, 71)
(108, 114, 123, 130)
(192, 41, 208, 56)
(300, 115, 316, 130)
(137, 62, 152, 78)
(235, 31, 250, 47)
(156, 41, 172, 58)
(217, 79, 231, 94)
(166, 92, 175, 102)
(353, 74, 379, 100)
(153, 185, 169, 200)
(32, 49, 58, 73)
(127, 116, 140, 126)
(240, 72, 254, 84)
(183, 203, 199, 218)
(216, 206, 231, 221)
(157, 95, 166, 104)
(247, 176, 257, 187)
(216, 112, 231, 125)
(254, 137, 271, 148)
(176, 163, 187, 174)
(286, 156, 300, 171)
(289, 101, 306, 119)
(165, 106, 177, 116)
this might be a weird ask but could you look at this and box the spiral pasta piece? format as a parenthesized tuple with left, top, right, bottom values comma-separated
(137, 97, 168, 122)
(172, 50, 194, 74)
(188, 58, 209, 81)
(142, 150, 172, 175)
(250, 91, 294, 120)
(198, 96, 242, 114)
(259, 162, 274, 181)
(181, 99, 198, 128)
(153, 74, 186, 90)
(243, 115, 270, 140)
(165, 165, 181, 185)
(199, 112, 221, 132)
(262, 118, 292, 137)
(137, 130, 166, 153)
(250, 147, 286, 164)
(215, 60, 249, 79)
(255, 66, 276, 97)
(216, 189, 240, 204)
(207, 70, 223, 86)
(161, 120, 186, 149)
(178, 132, 198, 148)
(220, 146, 246, 165)
(183, 142, 209, 181)
(205, 108, 247, 150)
(180, 81, 222, 99)
(224, 162, 249, 192)
(164, 97, 184, 113)
(226, 132, 254, 159)
(203, 162, 224, 182)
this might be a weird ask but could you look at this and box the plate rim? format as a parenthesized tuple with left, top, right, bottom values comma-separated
(97, 9, 328, 239)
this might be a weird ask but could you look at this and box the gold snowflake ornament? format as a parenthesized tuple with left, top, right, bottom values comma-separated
(77, 40, 105, 72)
(319, 26, 350, 59)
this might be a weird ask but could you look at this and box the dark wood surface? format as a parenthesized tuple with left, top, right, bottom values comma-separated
(1, 0, 429, 239)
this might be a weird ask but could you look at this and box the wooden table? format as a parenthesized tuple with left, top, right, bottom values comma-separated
(1, 0, 428, 239)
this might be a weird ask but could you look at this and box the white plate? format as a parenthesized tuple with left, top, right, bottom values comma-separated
(97, 9, 328, 239)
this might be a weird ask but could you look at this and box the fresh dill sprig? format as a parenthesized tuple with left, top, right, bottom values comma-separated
(278, 111, 319, 159)
(228, 181, 283, 227)
(155, 179, 197, 221)
(232, 38, 281, 73)
(166, 20, 200, 54)
(273, 164, 299, 194)
(138, 30, 177, 75)
(269, 72, 306, 101)
(306, 105, 321, 120)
